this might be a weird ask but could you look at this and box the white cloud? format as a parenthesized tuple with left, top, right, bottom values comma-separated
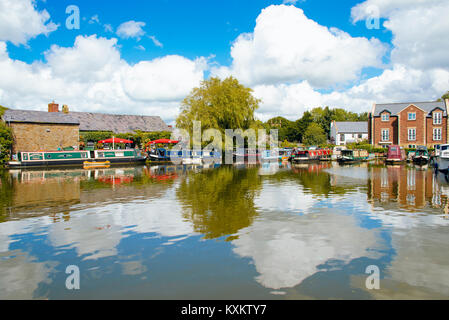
(116, 20, 146, 40)
(0, 0, 58, 45)
(213, 5, 386, 88)
(0, 35, 207, 123)
(252, 65, 449, 121)
(149, 35, 163, 48)
(122, 55, 206, 102)
(104, 24, 114, 33)
(89, 14, 100, 25)
(352, 0, 449, 70)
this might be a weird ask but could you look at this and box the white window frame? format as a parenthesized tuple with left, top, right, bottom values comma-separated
(408, 112, 416, 121)
(433, 128, 442, 141)
(433, 112, 442, 125)
(381, 113, 390, 122)
(408, 128, 416, 141)
(381, 129, 390, 142)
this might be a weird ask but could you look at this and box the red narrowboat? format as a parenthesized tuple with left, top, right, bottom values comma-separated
(385, 145, 406, 164)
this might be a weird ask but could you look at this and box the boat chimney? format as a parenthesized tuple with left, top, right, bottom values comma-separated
(48, 101, 59, 113)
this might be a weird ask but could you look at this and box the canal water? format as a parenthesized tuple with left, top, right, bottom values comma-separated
(1, 162, 449, 299)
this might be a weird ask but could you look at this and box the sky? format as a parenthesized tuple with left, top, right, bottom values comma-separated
(0, 0, 448, 125)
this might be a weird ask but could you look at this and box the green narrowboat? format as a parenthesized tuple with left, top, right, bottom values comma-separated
(8, 149, 146, 168)
(337, 149, 369, 164)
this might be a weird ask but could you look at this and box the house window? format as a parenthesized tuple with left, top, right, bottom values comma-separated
(408, 145, 416, 149)
(408, 128, 416, 141)
(408, 113, 416, 121)
(358, 134, 363, 139)
(381, 113, 390, 122)
(434, 112, 442, 125)
(340, 134, 345, 142)
(381, 129, 389, 142)
(433, 128, 442, 141)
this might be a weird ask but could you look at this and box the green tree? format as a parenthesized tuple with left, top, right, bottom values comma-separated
(441, 91, 449, 101)
(176, 77, 260, 135)
(303, 122, 327, 146)
(0, 105, 13, 165)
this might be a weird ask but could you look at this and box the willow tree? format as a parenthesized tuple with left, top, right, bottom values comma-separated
(176, 76, 260, 135)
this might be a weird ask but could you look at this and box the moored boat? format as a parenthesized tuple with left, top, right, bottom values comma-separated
(337, 149, 369, 164)
(385, 145, 406, 164)
(412, 146, 430, 165)
(434, 144, 449, 174)
(290, 148, 322, 163)
(8, 149, 145, 168)
(332, 146, 347, 161)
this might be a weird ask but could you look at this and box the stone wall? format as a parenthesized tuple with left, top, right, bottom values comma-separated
(9, 123, 79, 153)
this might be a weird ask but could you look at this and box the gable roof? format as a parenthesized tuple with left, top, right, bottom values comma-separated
(2, 109, 171, 133)
(68, 112, 171, 133)
(3, 109, 80, 125)
(333, 121, 368, 133)
(373, 101, 447, 117)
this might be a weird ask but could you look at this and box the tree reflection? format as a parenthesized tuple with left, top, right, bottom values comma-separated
(177, 166, 262, 240)
(0, 170, 14, 222)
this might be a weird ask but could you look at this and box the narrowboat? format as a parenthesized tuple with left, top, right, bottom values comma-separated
(412, 146, 430, 165)
(291, 149, 320, 163)
(385, 145, 406, 164)
(148, 148, 221, 164)
(260, 148, 292, 162)
(434, 144, 449, 174)
(8, 149, 146, 168)
(260, 150, 279, 162)
(332, 146, 347, 161)
(279, 148, 293, 162)
(337, 149, 369, 164)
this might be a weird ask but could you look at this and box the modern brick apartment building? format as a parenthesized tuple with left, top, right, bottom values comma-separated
(368, 100, 449, 149)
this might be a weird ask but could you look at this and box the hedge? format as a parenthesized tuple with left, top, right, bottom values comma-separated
(80, 131, 172, 149)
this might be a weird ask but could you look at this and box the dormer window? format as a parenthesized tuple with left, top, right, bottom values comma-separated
(381, 113, 390, 122)
(434, 112, 442, 125)
(408, 112, 416, 121)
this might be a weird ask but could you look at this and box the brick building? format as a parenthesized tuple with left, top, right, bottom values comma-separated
(368, 100, 449, 149)
(2, 102, 172, 153)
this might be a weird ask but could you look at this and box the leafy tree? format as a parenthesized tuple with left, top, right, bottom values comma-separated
(303, 122, 327, 146)
(0, 105, 13, 165)
(265, 116, 297, 142)
(442, 91, 449, 101)
(296, 111, 313, 142)
(176, 76, 260, 135)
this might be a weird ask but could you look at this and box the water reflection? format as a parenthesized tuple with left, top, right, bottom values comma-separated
(177, 166, 262, 240)
(0, 163, 448, 299)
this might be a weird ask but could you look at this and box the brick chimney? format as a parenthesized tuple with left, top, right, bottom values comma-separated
(48, 101, 59, 112)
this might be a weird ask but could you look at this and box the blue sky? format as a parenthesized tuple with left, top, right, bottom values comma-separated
(0, 0, 448, 123)
(9, 0, 391, 66)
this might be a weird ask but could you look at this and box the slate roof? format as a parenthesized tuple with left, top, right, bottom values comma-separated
(69, 112, 171, 133)
(334, 121, 368, 134)
(2, 109, 171, 133)
(3, 109, 80, 125)
(373, 101, 447, 117)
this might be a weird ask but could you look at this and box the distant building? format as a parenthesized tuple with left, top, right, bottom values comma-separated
(330, 121, 368, 146)
(368, 100, 449, 149)
(2, 102, 172, 153)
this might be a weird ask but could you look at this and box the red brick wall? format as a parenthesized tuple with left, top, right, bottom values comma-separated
(426, 111, 447, 148)
(372, 114, 398, 147)
(398, 105, 425, 147)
